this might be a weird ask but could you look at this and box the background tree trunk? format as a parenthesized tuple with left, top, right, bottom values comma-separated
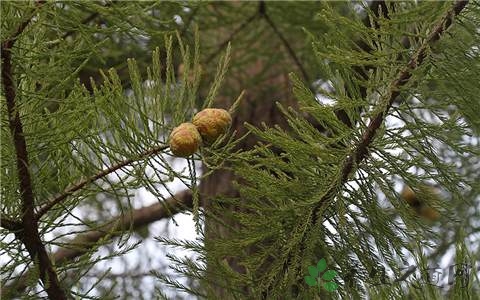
(201, 57, 297, 297)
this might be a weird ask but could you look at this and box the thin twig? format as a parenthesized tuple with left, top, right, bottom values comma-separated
(3, 189, 193, 298)
(1, 1, 67, 299)
(205, 11, 259, 64)
(393, 265, 418, 283)
(262, 12, 310, 86)
(35, 144, 168, 220)
(61, 1, 115, 40)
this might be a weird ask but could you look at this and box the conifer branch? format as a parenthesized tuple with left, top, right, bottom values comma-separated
(284, 0, 468, 291)
(62, 12, 99, 40)
(330, 0, 468, 196)
(336, 1, 391, 128)
(312, 0, 468, 234)
(35, 144, 169, 220)
(261, 2, 386, 128)
(61, 1, 115, 40)
(1, 1, 67, 299)
(3, 190, 193, 298)
(1, 1, 45, 49)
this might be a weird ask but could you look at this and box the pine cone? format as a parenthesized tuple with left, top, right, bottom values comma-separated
(401, 185, 420, 207)
(169, 123, 202, 157)
(192, 108, 232, 143)
(419, 205, 440, 221)
(401, 184, 440, 221)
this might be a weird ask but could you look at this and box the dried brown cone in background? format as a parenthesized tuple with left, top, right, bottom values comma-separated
(401, 185, 440, 221)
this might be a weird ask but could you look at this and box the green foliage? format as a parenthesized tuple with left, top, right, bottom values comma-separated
(1, 1, 479, 299)
(1, 1, 232, 298)
(160, 2, 480, 299)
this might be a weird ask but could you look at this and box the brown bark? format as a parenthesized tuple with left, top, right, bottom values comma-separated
(2, 2, 67, 299)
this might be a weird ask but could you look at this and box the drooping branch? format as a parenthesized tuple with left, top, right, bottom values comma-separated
(284, 0, 468, 290)
(3, 190, 193, 298)
(320, 0, 469, 208)
(35, 144, 168, 220)
(1, 1, 67, 299)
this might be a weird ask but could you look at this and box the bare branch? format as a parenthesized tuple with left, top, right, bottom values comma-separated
(55, 189, 193, 264)
(205, 11, 259, 64)
(35, 144, 169, 220)
(3, 190, 193, 298)
(262, 12, 310, 86)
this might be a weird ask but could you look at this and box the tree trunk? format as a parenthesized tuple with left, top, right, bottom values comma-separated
(200, 56, 298, 297)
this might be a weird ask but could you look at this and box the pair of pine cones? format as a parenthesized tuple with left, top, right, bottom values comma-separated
(401, 185, 440, 221)
(169, 108, 232, 157)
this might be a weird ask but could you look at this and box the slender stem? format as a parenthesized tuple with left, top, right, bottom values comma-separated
(35, 144, 168, 220)
(262, 12, 310, 86)
(205, 11, 259, 64)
